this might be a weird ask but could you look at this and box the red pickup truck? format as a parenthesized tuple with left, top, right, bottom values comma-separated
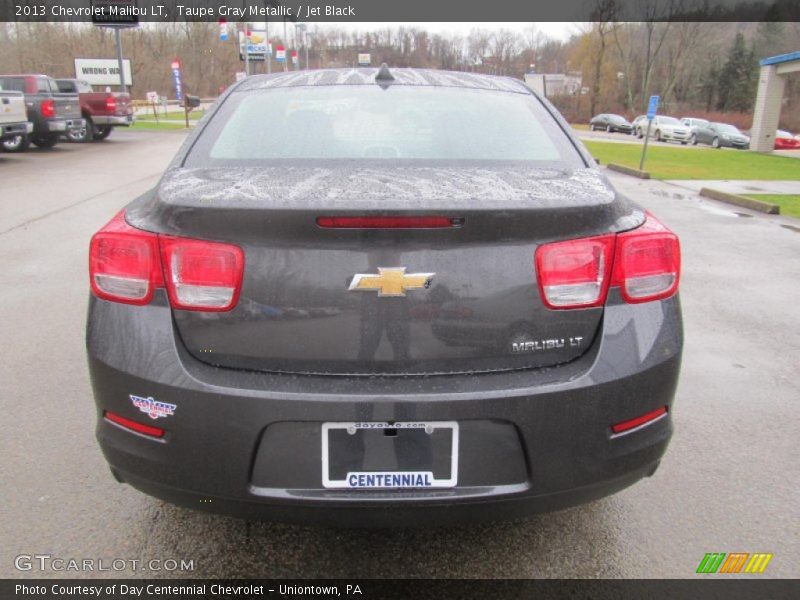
(55, 79, 134, 142)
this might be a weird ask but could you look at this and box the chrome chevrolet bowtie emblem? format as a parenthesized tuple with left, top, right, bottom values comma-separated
(349, 268, 434, 297)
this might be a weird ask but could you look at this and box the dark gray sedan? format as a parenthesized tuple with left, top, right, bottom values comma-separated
(692, 122, 750, 149)
(590, 113, 633, 133)
(86, 68, 682, 526)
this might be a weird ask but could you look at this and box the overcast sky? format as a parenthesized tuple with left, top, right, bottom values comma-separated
(312, 22, 581, 41)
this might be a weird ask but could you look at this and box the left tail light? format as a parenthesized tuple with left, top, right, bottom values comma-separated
(89, 212, 244, 311)
(89, 212, 162, 305)
(105, 96, 117, 113)
(160, 237, 244, 311)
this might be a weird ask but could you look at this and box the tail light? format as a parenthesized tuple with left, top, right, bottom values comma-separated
(611, 213, 680, 303)
(536, 235, 615, 309)
(89, 212, 244, 311)
(536, 213, 679, 309)
(89, 212, 162, 305)
(105, 96, 117, 113)
(40, 99, 55, 119)
(160, 237, 244, 311)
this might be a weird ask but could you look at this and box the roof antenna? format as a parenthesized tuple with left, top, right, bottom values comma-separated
(375, 63, 395, 88)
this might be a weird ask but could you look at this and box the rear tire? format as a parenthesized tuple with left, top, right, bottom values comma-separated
(68, 118, 94, 143)
(31, 134, 59, 149)
(2, 134, 30, 153)
(590, 124, 596, 131)
(93, 126, 112, 141)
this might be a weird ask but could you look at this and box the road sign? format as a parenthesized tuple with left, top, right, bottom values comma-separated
(276, 46, 286, 62)
(146, 91, 158, 103)
(219, 19, 228, 42)
(647, 95, 660, 120)
(291, 50, 298, 66)
(91, 0, 139, 28)
(358, 53, 371, 66)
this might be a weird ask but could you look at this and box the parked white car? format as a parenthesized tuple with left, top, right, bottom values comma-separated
(680, 117, 710, 137)
(636, 116, 691, 144)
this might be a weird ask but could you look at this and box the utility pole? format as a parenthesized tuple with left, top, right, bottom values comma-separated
(266, 19, 271, 74)
(283, 18, 288, 72)
(114, 27, 126, 93)
(243, 22, 250, 76)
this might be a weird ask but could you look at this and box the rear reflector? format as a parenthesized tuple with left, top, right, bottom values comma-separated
(317, 216, 462, 229)
(611, 406, 668, 435)
(89, 212, 162, 305)
(104, 411, 164, 438)
(535, 235, 615, 309)
(160, 236, 244, 311)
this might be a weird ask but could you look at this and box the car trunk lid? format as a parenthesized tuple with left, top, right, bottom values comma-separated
(127, 165, 643, 375)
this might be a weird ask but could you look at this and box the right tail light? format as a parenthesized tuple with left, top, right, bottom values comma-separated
(611, 213, 680, 303)
(40, 99, 55, 119)
(536, 213, 680, 309)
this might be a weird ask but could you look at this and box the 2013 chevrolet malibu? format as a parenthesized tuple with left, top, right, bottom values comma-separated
(87, 67, 682, 526)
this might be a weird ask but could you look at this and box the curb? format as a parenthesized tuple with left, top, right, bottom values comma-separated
(607, 163, 650, 179)
(699, 188, 780, 214)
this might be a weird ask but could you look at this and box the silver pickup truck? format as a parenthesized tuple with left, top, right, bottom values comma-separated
(0, 74, 85, 152)
(0, 90, 33, 151)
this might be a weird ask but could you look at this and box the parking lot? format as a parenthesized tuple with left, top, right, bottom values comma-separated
(2, 131, 798, 578)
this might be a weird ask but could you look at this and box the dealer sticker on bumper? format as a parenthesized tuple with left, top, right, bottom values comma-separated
(321, 421, 459, 489)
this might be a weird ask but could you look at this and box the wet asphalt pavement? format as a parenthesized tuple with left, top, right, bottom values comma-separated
(1, 130, 798, 579)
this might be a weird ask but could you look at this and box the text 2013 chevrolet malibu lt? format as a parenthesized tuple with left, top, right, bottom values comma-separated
(87, 68, 682, 526)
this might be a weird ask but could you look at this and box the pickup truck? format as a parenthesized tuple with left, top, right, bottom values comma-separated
(0, 74, 85, 151)
(0, 90, 33, 151)
(55, 79, 134, 142)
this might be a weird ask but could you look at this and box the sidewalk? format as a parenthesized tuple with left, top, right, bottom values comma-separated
(665, 180, 800, 194)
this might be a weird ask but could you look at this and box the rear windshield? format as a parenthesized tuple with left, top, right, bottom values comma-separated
(186, 85, 583, 166)
(0, 77, 26, 93)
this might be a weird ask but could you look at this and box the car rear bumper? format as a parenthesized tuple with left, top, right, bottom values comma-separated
(93, 114, 135, 126)
(45, 118, 85, 133)
(87, 290, 682, 526)
(0, 121, 32, 139)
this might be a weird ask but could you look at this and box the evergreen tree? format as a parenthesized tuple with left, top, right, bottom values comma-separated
(716, 33, 758, 112)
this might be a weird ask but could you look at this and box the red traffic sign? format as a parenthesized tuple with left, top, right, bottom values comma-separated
(171, 59, 181, 70)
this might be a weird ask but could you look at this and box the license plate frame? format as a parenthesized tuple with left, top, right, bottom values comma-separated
(321, 421, 459, 489)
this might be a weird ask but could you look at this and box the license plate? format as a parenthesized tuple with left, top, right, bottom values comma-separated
(322, 421, 458, 489)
